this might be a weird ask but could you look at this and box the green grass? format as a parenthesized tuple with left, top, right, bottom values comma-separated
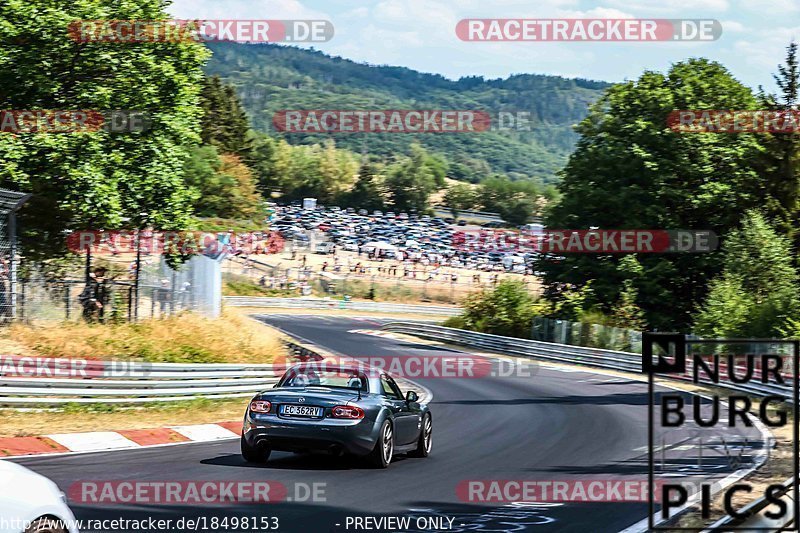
(223, 274, 295, 297)
(191, 217, 268, 232)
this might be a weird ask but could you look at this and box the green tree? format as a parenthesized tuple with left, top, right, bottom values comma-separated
(758, 42, 800, 247)
(451, 279, 537, 338)
(609, 256, 647, 330)
(611, 281, 647, 331)
(539, 280, 597, 322)
(693, 274, 753, 338)
(183, 147, 261, 219)
(250, 133, 277, 194)
(479, 175, 542, 224)
(0, 0, 209, 260)
(500, 196, 537, 225)
(538, 59, 767, 330)
(217, 154, 261, 219)
(694, 211, 799, 337)
(199, 75, 254, 158)
(341, 161, 386, 211)
(317, 141, 358, 203)
(385, 145, 446, 212)
(443, 183, 477, 218)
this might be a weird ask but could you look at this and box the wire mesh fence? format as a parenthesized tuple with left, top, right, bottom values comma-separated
(15, 254, 222, 323)
(531, 316, 644, 353)
(222, 254, 539, 305)
(0, 189, 31, 322)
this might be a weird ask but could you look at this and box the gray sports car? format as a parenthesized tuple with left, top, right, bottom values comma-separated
(241, 362, 432, 468)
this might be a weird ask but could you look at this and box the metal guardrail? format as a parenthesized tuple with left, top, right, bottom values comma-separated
(379, 322, 795, 400)
(379, 322, 796, 532)
(0, 360, 282, 406)
(0, 341, 323, 407)
(224, 296, 462, 316)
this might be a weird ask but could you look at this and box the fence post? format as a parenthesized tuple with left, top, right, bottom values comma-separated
(84, 247, 91, 282)
(19, 281, 25, 322)
(134, 229, 142, 321)
(64, 283, 70, 320)
(100, 279, 108, 323)
(170, 270, 176, 316)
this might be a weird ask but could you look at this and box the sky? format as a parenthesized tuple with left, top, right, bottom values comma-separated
(167, 0, 800, 93)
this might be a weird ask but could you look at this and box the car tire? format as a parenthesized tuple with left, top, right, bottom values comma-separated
(409, 414, 432, 458)
(25, 517, 67, 533)
(367, 420, 394, 468)
(241, 433, 271, 463)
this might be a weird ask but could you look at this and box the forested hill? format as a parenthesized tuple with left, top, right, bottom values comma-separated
(204, 42, 610, 184)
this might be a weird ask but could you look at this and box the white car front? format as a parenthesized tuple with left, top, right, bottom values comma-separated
(0, 461, 78, 533)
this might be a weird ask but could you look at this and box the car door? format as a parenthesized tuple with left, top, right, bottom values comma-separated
(380, 374, 419, 445)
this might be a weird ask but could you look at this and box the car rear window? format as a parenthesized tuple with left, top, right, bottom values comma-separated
(282, 369, 368, 390)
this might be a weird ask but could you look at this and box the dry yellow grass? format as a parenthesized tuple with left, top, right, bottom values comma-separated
(7, 310, 285, 364)
(0, 314, 287, 437)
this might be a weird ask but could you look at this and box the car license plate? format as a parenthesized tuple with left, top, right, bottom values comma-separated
(280, 404, 323, 417)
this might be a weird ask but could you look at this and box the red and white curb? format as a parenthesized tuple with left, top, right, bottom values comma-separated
(0, 421, 242, 457)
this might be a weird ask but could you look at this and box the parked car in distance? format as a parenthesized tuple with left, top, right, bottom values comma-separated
(314, 242, 336, 254)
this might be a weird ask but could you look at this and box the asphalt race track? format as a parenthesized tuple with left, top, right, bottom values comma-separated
(13, 315, 767, 533)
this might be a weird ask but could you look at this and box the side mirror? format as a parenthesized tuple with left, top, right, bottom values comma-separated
(406, 391, 419, 403)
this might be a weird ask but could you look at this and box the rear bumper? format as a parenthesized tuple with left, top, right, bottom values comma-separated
(243, 414, 379, 456)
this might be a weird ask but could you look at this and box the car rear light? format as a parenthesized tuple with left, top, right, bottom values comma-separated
(331, 405, 365, 419)
(250, 400, 271, 413)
